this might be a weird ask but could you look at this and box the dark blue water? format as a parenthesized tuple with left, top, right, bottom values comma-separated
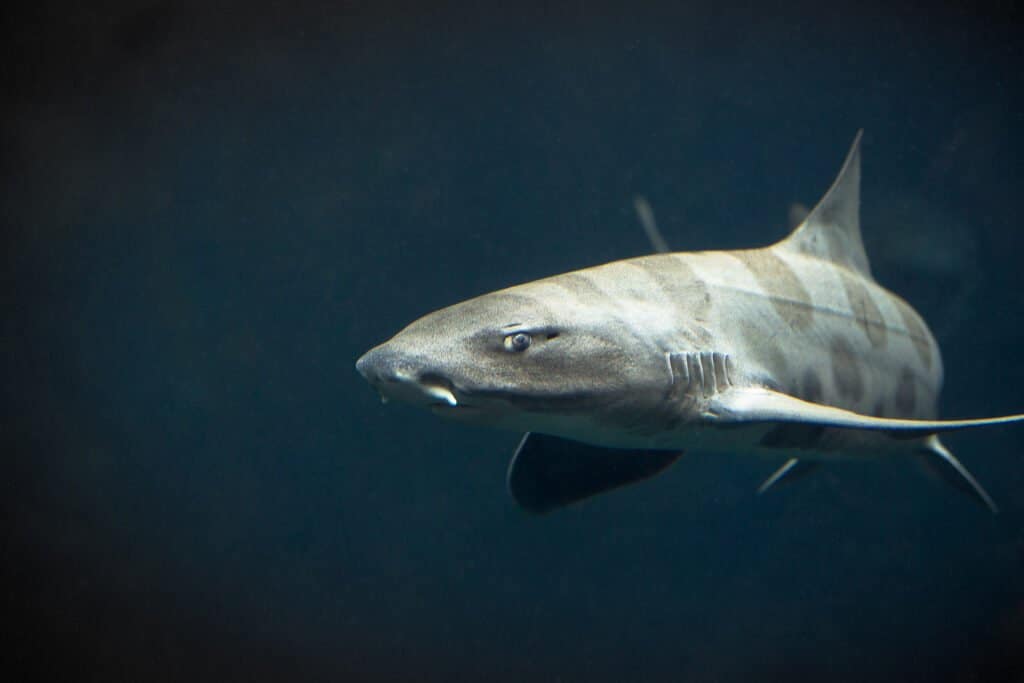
(5, 3, 1024, 681)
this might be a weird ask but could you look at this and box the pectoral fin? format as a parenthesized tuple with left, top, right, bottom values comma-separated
(710, 387, 1024, 434)
(507, 433, 682, 514)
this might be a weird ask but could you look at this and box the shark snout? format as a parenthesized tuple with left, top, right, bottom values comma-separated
(355, 345, 413, 385)
(355, 344, 460, 407)
(354, 346, 386, 383)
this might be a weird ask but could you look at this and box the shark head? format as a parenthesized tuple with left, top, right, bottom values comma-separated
(356, 278, 676, 443)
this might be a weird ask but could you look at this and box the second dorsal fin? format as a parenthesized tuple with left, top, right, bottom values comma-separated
(777, 130, 873, 279)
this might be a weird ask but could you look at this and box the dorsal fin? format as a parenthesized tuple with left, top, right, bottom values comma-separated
(778, 130, 873, 279)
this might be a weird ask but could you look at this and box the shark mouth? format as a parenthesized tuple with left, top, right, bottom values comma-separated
(417, 373, 460, 407)
(355, 346, 478, 412)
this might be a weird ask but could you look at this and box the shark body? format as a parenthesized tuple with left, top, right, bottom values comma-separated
(356, 132, 1024, 513)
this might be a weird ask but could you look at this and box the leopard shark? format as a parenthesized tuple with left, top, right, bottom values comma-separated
(356, 131, 1024, 514)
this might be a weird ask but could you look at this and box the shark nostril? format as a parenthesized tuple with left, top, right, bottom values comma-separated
(356, 346, 409, 384)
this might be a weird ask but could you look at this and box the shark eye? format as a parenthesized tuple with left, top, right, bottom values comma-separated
(504, 332, 532, 352)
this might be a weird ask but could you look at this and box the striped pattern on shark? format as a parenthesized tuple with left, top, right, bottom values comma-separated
(356, 131, 1024, 514)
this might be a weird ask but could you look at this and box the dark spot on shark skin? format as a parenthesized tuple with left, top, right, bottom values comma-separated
(554, 272, 610, 304)
(628, 255, 711, 318)
(801, 368, 823, 403)
(894, 366, 917, 417)
(830, 336, 864, 403)
(404, 291, 550, 340)
(894, 298, 933, 370)
(838, 270, 887, 349)
(738, 320, 789, 378)
(733, 249, 814, 330)
(548, 273, 640, 343)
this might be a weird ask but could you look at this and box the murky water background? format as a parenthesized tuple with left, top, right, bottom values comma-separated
(5, 4, 1023, 681)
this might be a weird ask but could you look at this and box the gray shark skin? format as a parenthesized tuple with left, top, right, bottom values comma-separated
(356, 132, 1024, 514)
